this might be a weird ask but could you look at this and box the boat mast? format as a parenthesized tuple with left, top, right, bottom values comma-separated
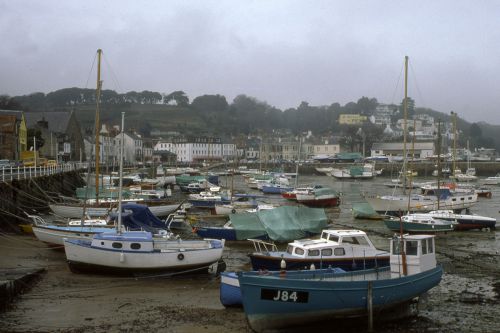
(402, 56, 409, 194)
(95, 49, 103, 204)
(437, 120, 442, 209)
(117, 112, 125, 234)
(451, 111, 457, 177)
(295, 136, 302, 188)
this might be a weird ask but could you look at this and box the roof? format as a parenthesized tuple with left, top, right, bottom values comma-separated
(0, 109, 24, 121)
(24, 111, 72, 133)
(371, 142, 434, 150)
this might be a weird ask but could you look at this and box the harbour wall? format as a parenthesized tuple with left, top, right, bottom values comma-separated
(0, 171, 85, 231)
(277, 161, 500, 177)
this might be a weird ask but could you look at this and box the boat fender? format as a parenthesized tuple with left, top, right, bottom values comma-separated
(178, 253, 185, 260)
(120, 252, 125, 263)
(231, 209, 236, 214)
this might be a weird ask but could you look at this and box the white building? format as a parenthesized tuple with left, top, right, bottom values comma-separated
(115, 132, 143, 164)
(153, 137, 236, 163)
(371, 142, 435, 160)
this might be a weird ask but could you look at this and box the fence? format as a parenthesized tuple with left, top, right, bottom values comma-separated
(0, 162, 88, 183)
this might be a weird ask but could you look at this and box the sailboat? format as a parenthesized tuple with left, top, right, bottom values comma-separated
(49, 49, 179, 218)
(63, 113, 225, 275)
(365, 57, 477, 215)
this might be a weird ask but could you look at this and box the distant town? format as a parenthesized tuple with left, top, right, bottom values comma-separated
(0, 92, 498, 167)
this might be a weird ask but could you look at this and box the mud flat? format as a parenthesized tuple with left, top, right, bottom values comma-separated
(1, 175, 500, 332)
(0, 230, 498, 333)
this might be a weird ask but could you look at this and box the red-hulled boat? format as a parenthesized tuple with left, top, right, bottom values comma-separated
(296, 187, 340, 208)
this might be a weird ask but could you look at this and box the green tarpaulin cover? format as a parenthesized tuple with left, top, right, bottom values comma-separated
(229, 206, 328, 242)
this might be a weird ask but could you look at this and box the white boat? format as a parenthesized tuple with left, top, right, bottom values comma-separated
(480, 174, 500, 185)
(64, 109, 225, 275)
(384, 214, 455, 233)
(49, 201, 180, 218)
(364, 186, 477, 215)
(249, 229, 390, 271)
(315, 167, 333, 175)
(64, 230, 225, 274)
(330, 163, 376, 179)
(29, 214, 114, 247)
(414, 210, 496, 231)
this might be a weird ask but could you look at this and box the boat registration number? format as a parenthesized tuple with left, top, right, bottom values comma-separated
(261, 289, 308, 303)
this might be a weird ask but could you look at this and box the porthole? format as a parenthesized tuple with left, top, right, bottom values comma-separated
(130, 243, 141, 250)
(112, 242, 123, 249)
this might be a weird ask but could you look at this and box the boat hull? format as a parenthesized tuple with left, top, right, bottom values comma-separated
(32, 225, 112, 247)
(364, 193, 477, 215)
(239, 266, 443, 332)
(64, 238, 224, 275)
(250, 254, 389, 271)
(49, 202, 179, 218)
(296, 197, 340, 208)
(383, 219, 454, 233)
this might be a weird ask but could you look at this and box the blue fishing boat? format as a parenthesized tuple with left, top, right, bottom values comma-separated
(188, 191, 231, 208)
(220, 267, 345, 307)
(239, 234, 443, 332)
(261, 184, 294, 194)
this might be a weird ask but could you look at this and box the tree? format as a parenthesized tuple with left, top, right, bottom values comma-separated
(399, 97, 415, 117)
(191, 94, 228, 113)
(164, 91, 189, 106)
(0, 95, 23, 110)
(357, 97, 378, 115)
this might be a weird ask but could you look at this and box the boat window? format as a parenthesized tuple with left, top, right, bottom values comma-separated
(353, 236, 369, 246)
(422, 239, 428, 254)
(452, 198, 457, 201)
(321, 248, 333, 256)
(295, 248, 305, 255)
(392, 239, 401, 255)
(328, 235, 339, 242)
(460, 198, 464, 201)
(101, 242, 104, 245)
(308, 249, 320, 256)
(112, 242, 123, 249)
(286, 245, 294, 254)
(406, 241, 418, 256)
(130, 243, 141, 250)
(341, 237, 359, 245)
(334, 248, 345, 256)
(428, 239, 434, 253)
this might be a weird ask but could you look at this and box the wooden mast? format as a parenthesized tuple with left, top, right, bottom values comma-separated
(437, 120, 442, 209)
(117, 112, 125, 234)
(402, 56, 409, 194)
(95, 49, 103, 204)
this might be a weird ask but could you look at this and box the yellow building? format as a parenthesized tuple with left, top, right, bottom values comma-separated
(339, 114, 367, 125)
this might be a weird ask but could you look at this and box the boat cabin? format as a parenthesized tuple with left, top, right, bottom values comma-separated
(91, 231, 154, 253)
(285, 230, 385, 259)
(390, 234, 436, 278)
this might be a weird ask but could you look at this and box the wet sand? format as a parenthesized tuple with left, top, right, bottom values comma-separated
(1, 176, 499, 332)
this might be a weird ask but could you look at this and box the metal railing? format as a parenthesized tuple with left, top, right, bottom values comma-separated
(0, 162, 88, 182)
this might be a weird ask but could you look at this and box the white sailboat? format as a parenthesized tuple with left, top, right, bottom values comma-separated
(64, 112, 225, 275)
(365, 57, 478, 214)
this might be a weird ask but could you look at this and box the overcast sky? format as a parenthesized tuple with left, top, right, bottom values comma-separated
(1, 0, 499, 124)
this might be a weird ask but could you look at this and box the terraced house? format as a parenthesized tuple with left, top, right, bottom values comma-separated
(0, 110, 27, 160)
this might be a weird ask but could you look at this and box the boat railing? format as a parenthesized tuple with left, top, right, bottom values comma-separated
(248, 238, 278, 253)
